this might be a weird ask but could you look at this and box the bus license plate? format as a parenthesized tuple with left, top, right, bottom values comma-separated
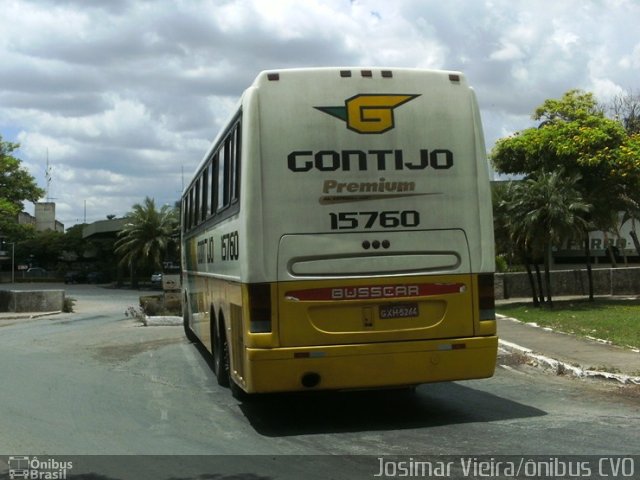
(379, 303, 419, 319)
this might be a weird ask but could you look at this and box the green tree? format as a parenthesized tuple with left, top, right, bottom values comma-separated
(0, 136, 44, 217)
(114, 197, 178, 287)
(16, 229, 65, 271)
(535, 92, 640, 271)
(1, 135, 45, 241)
(61, 224, 89, 259)
(491, 89, 640, 301)
(614, 133, 640, 257)
(492, 90, 628, 181)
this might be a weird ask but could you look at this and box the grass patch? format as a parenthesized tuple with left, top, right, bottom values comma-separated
(497, 298, 640, 349)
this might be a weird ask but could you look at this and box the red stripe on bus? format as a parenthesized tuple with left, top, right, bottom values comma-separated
(284, 283, 466, 301)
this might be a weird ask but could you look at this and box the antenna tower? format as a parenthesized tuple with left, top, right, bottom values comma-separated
(45, 148, 53, 202)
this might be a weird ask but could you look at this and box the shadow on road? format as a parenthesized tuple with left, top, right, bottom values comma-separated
(239, 381, 545, 437)
(189, 335, 546, 437)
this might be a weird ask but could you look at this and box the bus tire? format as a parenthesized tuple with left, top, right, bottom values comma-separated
(183, 297, 198, 343)
(213, 318, 230, 387)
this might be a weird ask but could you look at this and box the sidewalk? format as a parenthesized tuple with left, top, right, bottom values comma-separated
(497, 299, 640, 384)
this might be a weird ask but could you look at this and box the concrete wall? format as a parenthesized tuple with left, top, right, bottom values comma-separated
(35, 202, 56, 231)
(0, 290, 65, 313)
(496, 267, 640, 299)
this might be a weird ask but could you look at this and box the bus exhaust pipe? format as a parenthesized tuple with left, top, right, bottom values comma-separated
(301, 372, 321, 388)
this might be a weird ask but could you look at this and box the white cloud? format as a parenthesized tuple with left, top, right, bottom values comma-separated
(590, 78, 625, 104)
(1, 0, 640, 226)
(490, 43, 525, 62)
(551, 26, 579, 55)
(619, 43, 640, 71)
(16, 131, 76, 162)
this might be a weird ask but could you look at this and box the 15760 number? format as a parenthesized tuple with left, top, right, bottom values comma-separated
(221, 231, 239, 260)
(329, 210, 420, 230)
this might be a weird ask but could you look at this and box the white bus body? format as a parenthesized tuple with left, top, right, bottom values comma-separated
(182, 67, 497, 394)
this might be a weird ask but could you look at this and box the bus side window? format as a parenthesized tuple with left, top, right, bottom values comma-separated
(186, 187, 193, 231)
(224, 138, 231, 207)
(232, 122, 241, 202)
(227, 131, 235, 205)
(182, 197, 188, 233)
(201, 165, 209, 221)
(210, 153, 218, 216)
(194, 177, 201, 226)
(190, 186, 196, 229)
(218, 143, 230, 211)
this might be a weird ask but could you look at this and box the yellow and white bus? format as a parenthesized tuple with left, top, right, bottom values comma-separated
(181, 67, 497, 396)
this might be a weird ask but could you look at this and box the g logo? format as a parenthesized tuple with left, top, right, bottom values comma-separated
(315, 94, 419, 134)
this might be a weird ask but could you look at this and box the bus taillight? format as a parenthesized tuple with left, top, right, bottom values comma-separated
(248, 283, 272, 333)
(478, 273, 495, 321)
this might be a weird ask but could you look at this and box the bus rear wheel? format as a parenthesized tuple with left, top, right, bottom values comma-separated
(213, 320, 230, 387)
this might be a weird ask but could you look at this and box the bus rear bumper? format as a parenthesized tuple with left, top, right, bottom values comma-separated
(242, 336, 498, 393)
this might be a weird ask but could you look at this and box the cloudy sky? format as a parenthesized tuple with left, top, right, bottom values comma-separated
(1, 0, 639, 228)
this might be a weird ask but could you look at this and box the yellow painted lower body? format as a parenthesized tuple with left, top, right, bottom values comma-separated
(241, 335, 497, 393)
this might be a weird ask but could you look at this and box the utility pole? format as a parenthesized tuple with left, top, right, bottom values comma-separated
(45, 148, 52, 202)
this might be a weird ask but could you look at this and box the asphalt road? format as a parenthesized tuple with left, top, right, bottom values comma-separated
(1, 284, 639, 478)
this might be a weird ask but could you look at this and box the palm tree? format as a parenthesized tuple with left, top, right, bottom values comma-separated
(504, 171, 591, 307)
(494, 181, 543, 306)
(115, 197, 179, 288)
(618, 187, 640, 257)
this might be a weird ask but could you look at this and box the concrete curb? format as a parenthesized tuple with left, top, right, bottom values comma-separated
(143, 315, 182, 326)
(498, 339, 640, 385)
(0, 311, 62, 321)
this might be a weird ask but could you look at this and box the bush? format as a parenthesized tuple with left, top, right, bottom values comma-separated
(495, 255, 509, 273)
(125, 305, 145, 323)
(63, 297, 76, 313)
(141, 296, 163, 316)
(126, 294, 182, 321)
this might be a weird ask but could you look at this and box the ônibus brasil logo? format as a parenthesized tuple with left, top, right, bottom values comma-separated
(315, 94, 419, 134)
(8, 456, 73, 479)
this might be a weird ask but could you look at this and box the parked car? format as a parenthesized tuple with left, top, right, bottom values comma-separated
(64, 271, 87, 284)
(86, 271, 106, 284)
(151, 272, 163, 288)
(25, 267, 48, 278)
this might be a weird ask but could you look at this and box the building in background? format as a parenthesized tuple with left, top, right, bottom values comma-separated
(17, 202, 64, 233)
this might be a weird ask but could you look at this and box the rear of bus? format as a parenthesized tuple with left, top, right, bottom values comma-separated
(239, 67, 496, 393)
